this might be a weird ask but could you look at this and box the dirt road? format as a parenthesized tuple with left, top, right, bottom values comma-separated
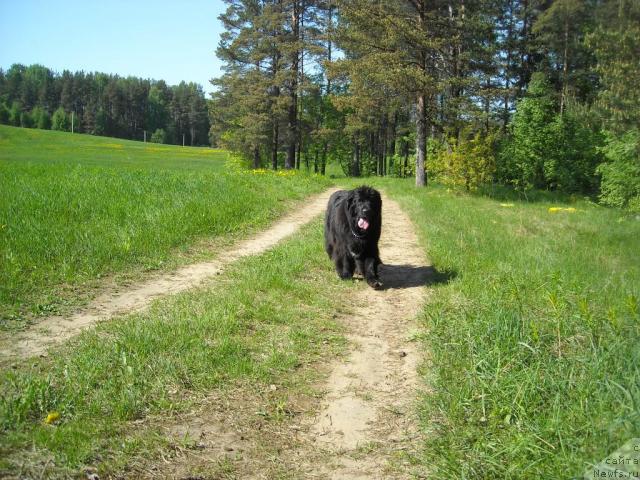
(295, 193, 429, 479)
(136, 192, 431, 479)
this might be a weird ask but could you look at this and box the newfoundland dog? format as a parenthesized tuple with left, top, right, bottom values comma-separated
(324, 186, 383, 289)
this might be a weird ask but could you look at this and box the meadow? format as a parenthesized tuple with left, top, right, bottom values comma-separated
(1, 126, 638, 478)
(0, 125, 330, 328)
(0, 219, 350, 478)
(379, 181, 640, 478)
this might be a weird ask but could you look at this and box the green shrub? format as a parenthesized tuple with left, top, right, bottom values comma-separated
(19, 111, 33, 128)
(8, 102, 21, 127)
(150, 128, 166, 144)
(431, 131, 497, 191)
(498, 73, 601, 193)
(0, 103, 9, 124)
(51, 107, 70, 131)
(545, 108, 602, 193)
(31, 106, 52, 130)
(597, 129, 640, 211)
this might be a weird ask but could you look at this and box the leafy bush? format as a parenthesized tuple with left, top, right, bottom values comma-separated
(51, 107, 70, 132)
(31, 106, 51, 130)
(390, 152, 415, 178)
(597, 129, 640, 211)
(431, 131, 497, 191)
(9, 102, 21, 127)
(545, 108, 602, 193)
(19, 111, 33, 128)
(389, 133, 416, 178)
(150, 128, 166, 144)
(0, 103, 9, 125)
(499, 73, 555, 190)
(498, 73, 601, 193)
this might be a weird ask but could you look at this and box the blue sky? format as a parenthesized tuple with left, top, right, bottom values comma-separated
(0, 0, 227, 95)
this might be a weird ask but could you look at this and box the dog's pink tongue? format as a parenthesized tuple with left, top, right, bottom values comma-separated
(358, 218, 369, 230)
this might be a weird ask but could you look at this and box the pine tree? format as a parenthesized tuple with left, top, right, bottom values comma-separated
(533, 0, 596, 113)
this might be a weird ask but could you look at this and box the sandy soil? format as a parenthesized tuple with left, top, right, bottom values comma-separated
(0, 188, 339, 362)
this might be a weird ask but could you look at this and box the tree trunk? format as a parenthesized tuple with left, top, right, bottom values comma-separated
(297, 1, 305, 170)
(415, 93, 427, 187)
(272, 121, 279, 170)
(286, 104, 297, 169)
(253, 146, 260, 169)
(484, 77, 491, 132)
(383, 137, 387, 176)
(321, 142, 328, 175)
(403, 141, 409, 178)
(416, 1, 428, 187)
(326, 3, 333, 95)
(270, 34, 281, 171)
(296, 135, 302, 169)
(285, 0, 300, 169)
(351, 141, 361, 177)
(379, 142, 383, 176)
(390, 112, 397, 158)
(560, 16, 569, 115)
(503, 0, 514, 130)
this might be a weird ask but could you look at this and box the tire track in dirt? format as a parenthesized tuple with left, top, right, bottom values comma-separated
(0, 188, 339, 362)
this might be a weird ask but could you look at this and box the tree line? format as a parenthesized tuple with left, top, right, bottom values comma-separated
(211, 0, 639, 211)
(0, 64, 210, 146)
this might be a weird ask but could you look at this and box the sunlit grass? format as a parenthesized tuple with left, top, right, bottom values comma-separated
(0, 125, 227, 170)
(0, 220, 349, 477)
(378, 180, 640, 478)
(0, 125, 330, 327)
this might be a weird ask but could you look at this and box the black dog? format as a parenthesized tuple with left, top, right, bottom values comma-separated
(324, 186, 383, 289)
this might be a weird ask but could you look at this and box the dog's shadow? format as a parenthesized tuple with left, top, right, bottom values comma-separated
(378, 264, 456, 290)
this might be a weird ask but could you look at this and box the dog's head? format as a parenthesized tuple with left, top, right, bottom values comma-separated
(346, 186, 381, 236)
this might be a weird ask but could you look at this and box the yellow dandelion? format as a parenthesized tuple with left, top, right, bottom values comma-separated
(548, 207, 577, 213)
(500, 203, 515, 207)
(44, 411, 60, 424)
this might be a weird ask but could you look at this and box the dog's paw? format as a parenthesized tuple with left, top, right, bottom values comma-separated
(368, 279, 383, 290)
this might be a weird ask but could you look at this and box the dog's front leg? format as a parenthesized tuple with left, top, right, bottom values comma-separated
(364, 257, 383, 289)
(354, 256, 365, 277)
(338, 254, 355, 279)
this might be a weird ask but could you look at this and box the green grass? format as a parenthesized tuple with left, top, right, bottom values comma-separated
(3, 128, 637, 478)
(0, 219, 349, 478)
(0, 125, 330, 327)
(0, 125, 229, 171)
(376, 179, 640, 479)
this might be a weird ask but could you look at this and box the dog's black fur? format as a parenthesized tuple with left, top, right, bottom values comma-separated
(324, 186, 383, 289)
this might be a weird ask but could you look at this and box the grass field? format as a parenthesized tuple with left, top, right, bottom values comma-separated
(1, 125, 638, 477)
(0, 125, 229, 171)
(376, 180, 640, 478)
(0, 219, 350, 478)
(0, 125, 330, 328)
